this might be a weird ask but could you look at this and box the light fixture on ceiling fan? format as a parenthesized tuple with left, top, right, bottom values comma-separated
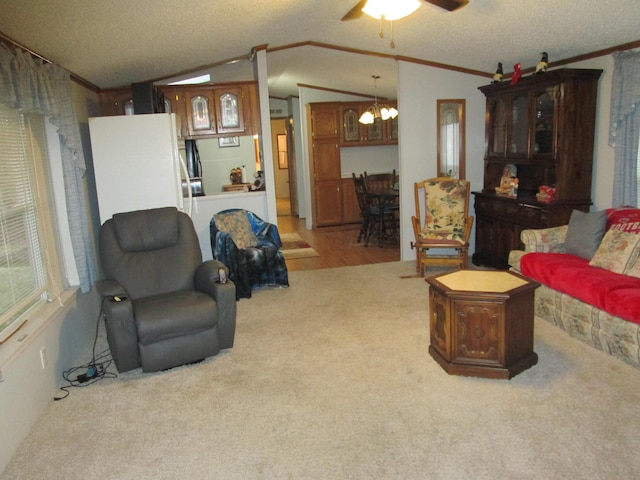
(342, 0, 469, 48)
(358, 75, 398, 125)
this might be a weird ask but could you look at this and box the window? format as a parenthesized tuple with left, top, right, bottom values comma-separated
(0, 104, 63, 343)
(437, 99, 466, 179)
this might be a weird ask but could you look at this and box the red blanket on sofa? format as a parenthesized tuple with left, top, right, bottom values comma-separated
(521, 253, 640, 325)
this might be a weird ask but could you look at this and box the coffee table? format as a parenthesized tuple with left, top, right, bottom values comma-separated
(425, 270, 539, 379)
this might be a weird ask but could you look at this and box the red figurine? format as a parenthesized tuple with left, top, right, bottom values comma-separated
(510, 63, 522, 85)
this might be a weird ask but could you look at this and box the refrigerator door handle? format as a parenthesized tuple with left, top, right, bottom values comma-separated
(178, 154, 193, 217)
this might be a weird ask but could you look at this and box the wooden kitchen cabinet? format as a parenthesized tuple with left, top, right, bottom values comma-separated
(340, 101, 397, 146)
(473, 69, 602, 269)
(309, 101, 398, 228)
(309, 103, 343, 227)
(162, 82, 259, 139)
(99, 87, 134, 116)
(160, 88, 188, 138)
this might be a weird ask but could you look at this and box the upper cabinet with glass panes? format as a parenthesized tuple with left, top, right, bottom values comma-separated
(479, 69, 602, 202)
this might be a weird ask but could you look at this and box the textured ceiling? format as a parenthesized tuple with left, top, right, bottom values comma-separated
(1, 0, 639, 99)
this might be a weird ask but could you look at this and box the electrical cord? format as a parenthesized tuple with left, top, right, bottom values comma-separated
(54, 297, 118, 400)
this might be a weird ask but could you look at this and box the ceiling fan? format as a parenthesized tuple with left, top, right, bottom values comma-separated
(342, 0, 468, 22)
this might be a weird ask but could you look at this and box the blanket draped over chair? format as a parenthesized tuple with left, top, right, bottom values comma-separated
(210, 209, 289, 299)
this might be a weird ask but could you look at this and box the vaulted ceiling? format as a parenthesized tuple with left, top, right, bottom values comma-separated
(1, 0, 639, 99)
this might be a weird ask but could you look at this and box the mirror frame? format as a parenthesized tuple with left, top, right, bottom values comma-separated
(437, 99, 466, 179)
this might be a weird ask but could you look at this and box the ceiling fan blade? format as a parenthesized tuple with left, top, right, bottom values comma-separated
(424, 0, 469, 11)
(341, 0, 368, 21)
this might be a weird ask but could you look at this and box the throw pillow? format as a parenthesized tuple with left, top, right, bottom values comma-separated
(564, 209, 607, 260)
(626, 255, 640, 280)
(589, 229, 640, 275)
(213, 210, 258, 249)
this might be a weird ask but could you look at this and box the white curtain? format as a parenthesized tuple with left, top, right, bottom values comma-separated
(0, 44, 97, 292)
(609, 50, 640, 208)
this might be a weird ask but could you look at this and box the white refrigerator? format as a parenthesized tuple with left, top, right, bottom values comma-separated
(89, 113, 189, 224)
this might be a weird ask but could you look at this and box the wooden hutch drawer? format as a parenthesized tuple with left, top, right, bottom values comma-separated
(474, 195, 548, 228)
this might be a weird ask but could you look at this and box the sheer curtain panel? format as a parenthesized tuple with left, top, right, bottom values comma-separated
(609, 50, 640, 208)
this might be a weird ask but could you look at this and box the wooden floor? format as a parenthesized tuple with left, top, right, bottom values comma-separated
(276, 210, 400, 272)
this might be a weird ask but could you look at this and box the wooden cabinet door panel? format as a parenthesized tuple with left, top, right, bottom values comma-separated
(312, 142, 340, 181)
(315, 180, 343, 226)
(214, 87, 245, 134)
(311, 105, 339, 140)
(186, 89, 217, 136)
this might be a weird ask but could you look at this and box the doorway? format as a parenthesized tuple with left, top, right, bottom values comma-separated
(271, 117, 292, 217)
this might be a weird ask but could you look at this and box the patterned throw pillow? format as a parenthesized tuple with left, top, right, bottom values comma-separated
(213, 210, 258, 249)
(589, 229, 640, 275)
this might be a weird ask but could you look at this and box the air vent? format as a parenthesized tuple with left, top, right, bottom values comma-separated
(270, 109, 283, 115)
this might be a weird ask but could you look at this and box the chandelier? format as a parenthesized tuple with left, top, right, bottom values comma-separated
(358, 75, 398, 125)
(361, 0, 421, 48)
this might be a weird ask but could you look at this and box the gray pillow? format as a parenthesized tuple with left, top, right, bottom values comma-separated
(564, 209, 607, 260)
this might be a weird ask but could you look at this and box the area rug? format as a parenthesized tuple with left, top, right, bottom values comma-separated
(280, 232, 320, 259)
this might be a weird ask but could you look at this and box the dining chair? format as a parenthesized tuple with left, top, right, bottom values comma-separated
(352, 173, 374, 245)
(363, 170, 400, 247)
(410, 177, 474, 275)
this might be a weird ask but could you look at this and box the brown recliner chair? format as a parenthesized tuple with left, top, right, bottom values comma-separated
(97, 207, 236, 373)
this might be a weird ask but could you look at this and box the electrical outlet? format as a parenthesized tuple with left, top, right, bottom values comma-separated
(39, 347, 47, 369)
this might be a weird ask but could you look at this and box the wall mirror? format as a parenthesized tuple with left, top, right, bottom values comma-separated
(437, 99, 466, 179)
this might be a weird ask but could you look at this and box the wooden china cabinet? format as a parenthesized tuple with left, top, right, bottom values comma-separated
(473, 69, 602, 269)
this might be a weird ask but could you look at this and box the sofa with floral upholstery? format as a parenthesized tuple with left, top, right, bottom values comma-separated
(508, 208, 640, 368)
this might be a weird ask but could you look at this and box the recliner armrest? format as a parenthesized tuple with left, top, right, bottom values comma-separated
(195, 260, 237, 348)
(96, 278, 128, 299)
(101, 294, 139, 372)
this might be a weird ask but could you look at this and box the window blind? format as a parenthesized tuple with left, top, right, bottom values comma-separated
(0, 105, 60, 343)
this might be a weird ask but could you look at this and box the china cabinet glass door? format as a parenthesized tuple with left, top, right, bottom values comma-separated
(534, 87, 556, 156)
(487, 98, 506, 156)
(510, 93, 529, 155)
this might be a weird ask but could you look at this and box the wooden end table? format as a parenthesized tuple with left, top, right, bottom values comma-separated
(425, 270, 539, 379)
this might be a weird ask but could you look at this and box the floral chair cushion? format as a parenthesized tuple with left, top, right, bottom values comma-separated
(213, 210, 258, 249)
(419, 179, 467, 243)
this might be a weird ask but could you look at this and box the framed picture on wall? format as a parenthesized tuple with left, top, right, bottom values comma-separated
(219, 136, 240, 148)
(277, 134, 288, 169)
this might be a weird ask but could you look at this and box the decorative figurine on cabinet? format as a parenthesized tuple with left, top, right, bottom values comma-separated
(510, 63, 522, 85)
(230, 167, 243, 185)
(535, 52, 549, 75)
(492, 63, 504, 83)
(495, 164, 519, 197)
(250, 170, 266, 191)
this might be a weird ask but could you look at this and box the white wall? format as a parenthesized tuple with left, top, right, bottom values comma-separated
(196, 135, 258, 194)
(288, 96, 304, 217)
(397, 60, 487, 262)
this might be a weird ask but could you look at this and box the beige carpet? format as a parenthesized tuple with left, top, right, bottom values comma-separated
(280, 232, 320, 260)
(3, 261, 640, 479)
